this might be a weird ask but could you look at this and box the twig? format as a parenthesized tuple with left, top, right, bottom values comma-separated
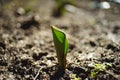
(33, 67, 43, 80)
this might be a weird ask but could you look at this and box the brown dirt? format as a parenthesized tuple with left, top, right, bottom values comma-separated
(0, 0, 120, 80)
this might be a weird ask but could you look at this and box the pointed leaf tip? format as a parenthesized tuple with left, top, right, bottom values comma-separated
(51, 25, 68, 68)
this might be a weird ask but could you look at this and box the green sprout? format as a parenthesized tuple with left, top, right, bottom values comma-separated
(90, 64, 106, 78)
(51, 26, 68, 69)
(89, 63, 112, 78)
(70, 74, 81, 80)
(53, 0, 75, 17)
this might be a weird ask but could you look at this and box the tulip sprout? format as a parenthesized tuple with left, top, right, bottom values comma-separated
(51, 26, 68, 69)
(53, 0, 75, 17)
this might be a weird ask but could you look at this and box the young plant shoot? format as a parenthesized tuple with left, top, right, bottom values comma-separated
(53, 0, 75, 17)
(51, 26, 68, 69)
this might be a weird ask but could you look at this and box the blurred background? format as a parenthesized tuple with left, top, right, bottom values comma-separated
(0, 0, 120, 43)
(0, 0, 120, 80)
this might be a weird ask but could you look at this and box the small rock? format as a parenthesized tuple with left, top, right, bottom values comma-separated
(16, 7, 25, 16)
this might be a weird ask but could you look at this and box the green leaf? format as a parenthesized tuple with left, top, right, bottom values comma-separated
(51, 26, 68, 69)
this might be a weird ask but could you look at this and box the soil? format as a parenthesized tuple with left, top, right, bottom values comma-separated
(0, 0, 120, 80)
